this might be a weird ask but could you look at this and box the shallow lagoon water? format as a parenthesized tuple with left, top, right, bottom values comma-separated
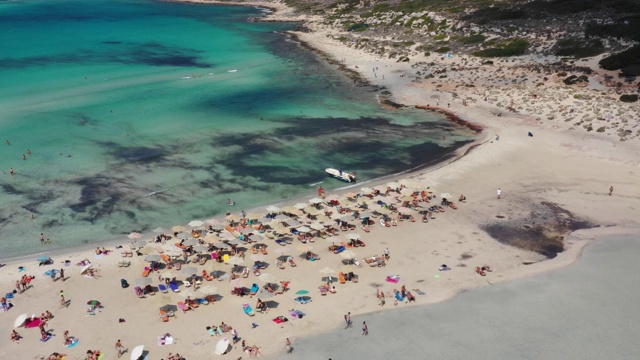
(0, 0, 476, 258)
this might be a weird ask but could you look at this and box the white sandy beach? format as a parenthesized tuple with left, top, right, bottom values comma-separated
(2, 1, 640, 360)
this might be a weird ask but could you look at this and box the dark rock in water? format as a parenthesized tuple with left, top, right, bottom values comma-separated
(482, 60, 494, 65)
(397, 56, 410, 63)
(482, 201, 595, 259)
(379, 97, 405, 109)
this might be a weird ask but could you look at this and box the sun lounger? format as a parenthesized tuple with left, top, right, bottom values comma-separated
(117, 260, 124, 267)
(197, 298, 209, 305)
(319, 286, 327, 296)
(338, 272, 346, 284)
(158, 283, 168, 293)
(243, 303, 255, 316)
(177, 301, 190, 312)
(160, 309, 169, 322)
(142, 267, 151, 277)
(122, 260, 131, 267)
(475, 267, 486, 276)
(250, 284, 259, 296)
(169, 282, 180, 292)
(287, 257, 297, 267)
(144, 284, 155, 295)
(183, 280, 192, 287)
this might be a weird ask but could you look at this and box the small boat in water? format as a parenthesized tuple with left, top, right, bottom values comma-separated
(325, 168, 356, 183)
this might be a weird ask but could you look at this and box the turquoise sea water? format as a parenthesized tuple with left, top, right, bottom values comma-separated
(0, 0, 476, 258)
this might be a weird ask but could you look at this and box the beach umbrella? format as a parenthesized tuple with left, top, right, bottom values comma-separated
(144, 254, 161, 262)
(296, 244, 313, 252)
(360, 187, 373, 194)
(36, 256, 51, 262)
(229, 278, 247, 288)
(325, 194, 340, 202)
(359, 211, 374, 218)
(199, 284, 218, 295)
(258, 273, 278, 283)
(325, 236, 342, 244)
(283, 208, 304, 217)
(250, 254, 266, 261)
(131, 345, 144, 360)
(209, 224, 225, 231)
(344, 192, 358, 198)
(316, 214, 332, 223)
(440, 193, 453, 200)
(296, 226, 312, 233)
(80, 264, 92, 275)
(206, 218, 222, 226)
(249, 234, 265, 242)
(309, 197, 323, 204)
(340, 250, 356, 259)
(295, 290, 309, 295)
(225, 214, 241, 222)
(181, 267, 198, 277)
(345, 233, 360, 240)
(14, 314, 27, 328)
(202, 233, 219, 244)
(375, 207, 392, 215)
(215, 338, 231, 355)
(305, 207, 322, 216)
(319, 267, 335, 274)
(286, 219, 301, 227)
(213, 242, 230, 249)
(373, 185, 387, 192)
(193, 245, 208, 253)
(153, 227, 168, 233)
(131, 239, 147, 249)
(227, 257, 244, 265)
(226, 238, 241, 246)
(274, 214, 291, 220)
(219, 232, 236, 240)
(416, 201, 430, 208)
(245, 212, 260, 220)
(276, 247, 291, 256)
(265, 205, 280, 213)
(161, 270, 179, 280)
(86, 300, 102, 307)
(138, 246, 157, 255)
(294, 202, 307, 210)
(397, 207, 413, 215)
(178, 289, 199, 298)
(163, 246, 182, 257)
(240, 228, 254, 235)
(188, 220, 204, 228)
(127, 232, 143, 239)
(181, 238, 198, 247)
(135, 277, 153, 286)
(309, 222, 324, 231)
(171, 225, 187, 232)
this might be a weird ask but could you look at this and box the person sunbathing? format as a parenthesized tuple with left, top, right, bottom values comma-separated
(266, 283, 276, 293)
(11, 330, 21, 342)
(459, 194, 467, 203)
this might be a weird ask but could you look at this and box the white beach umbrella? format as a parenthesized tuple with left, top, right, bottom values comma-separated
(340, 250, 356, 259)
(163, 246, 182, 257)
(171, 225, 187, 232)
(138, 246, 157, 255)
(309, 222, 324, 231)
(202, 233, 220, 244)
(188, 220, 204, 228)
(375, 207, 392, 215)
(296, 226, 312, 233)
(265, 205, 280, 213)
(127, 232, 143, 239)
(258, 273, 278, 283)
(161, 270, 179, 280)
(135, 277, 153, 286)
(80, 264, 92, 275)
(227, 257, 244, 265)
(213, 242, 230, 249)
(345, 233, 361, 240)
(215, 338, 231, 355)
(131, 239, 147, 249)
(225, 214, 241, 222)
(178, 289, 199, 298)
(440, 193, 453, 200)
(240, 228, 254, 235)
(294, 202, 308, 210)
(199, 284, 218, 295)
(397, 207, 413, 215)
(344, 192, 358, 198)
(325, 236, 342, 244)
(206, 218, 222, 226)
(209, 224, 225, 231)
(193, 245, 208, 253)
(144, 254, 161, 262)
(416, 201, 430, 208)
(360, 187, 373, 194)
(286, 219, 301, 227)
(181, 267, 198, 277)
(181, 238, 198, 247)
(225, 238, 242, 246)
(131, 345, 144, 360)
(14, 314, 27, 328)
(153, 227, 168, 233)
(325, 194, 340, 202)
(309, 197, 323, 204)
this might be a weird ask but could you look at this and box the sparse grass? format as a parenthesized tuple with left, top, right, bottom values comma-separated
(473, 38, 528, 57)
(554, 38, 605, 58)
(458, 33, 487, 44)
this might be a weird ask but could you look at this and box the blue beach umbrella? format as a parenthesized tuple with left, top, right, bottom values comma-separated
(37, 256, 51, 262)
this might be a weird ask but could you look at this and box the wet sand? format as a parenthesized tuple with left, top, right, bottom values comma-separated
(282, 235, 640, 359)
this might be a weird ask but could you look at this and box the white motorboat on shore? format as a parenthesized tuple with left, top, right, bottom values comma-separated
(325, 168, 356, 183)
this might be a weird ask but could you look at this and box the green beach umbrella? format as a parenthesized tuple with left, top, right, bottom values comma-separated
(295, 290, 309, 295)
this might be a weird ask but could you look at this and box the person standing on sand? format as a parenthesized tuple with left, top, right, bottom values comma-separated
(285, 338, 292, 354)
(609, 186, 614, 196)
(361, 321, 368, 336)
(59, 268, 65, 282)
(40, 233, 45, 244)
(116, 339, 125, 358)
(344, 312, 352, 329)
(497, 188, 502, 200)
(60, 290, 66, 307)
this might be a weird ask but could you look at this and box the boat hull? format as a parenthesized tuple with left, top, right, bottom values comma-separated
(325, 168, 356, 183)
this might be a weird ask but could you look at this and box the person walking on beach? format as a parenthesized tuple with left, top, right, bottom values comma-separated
(383, 247, 390, 260)
(361, 321, 368, 336)
(60, 290, 66, 308)
(40, 233, 45, 244)
(344, 312, 352, 329)
(116, 339, 125, 358)
(609, 186, 614, 196)
(59, 268, 65, 282)
(496, 188, 502, 200)
(285, 338, 292, 354)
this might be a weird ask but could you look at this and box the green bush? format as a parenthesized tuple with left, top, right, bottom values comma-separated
(473, 38, 529, 57)
(620, 94, 639, 102)
(554, 38, 605, 58)
(459, 34, 487, 44)
(599, 45, 640, 71)
(435, 46, 451, 53)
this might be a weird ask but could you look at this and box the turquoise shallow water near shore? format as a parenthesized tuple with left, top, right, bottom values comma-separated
(283, 235, 640, 359)
(0, 0, 476, 258)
